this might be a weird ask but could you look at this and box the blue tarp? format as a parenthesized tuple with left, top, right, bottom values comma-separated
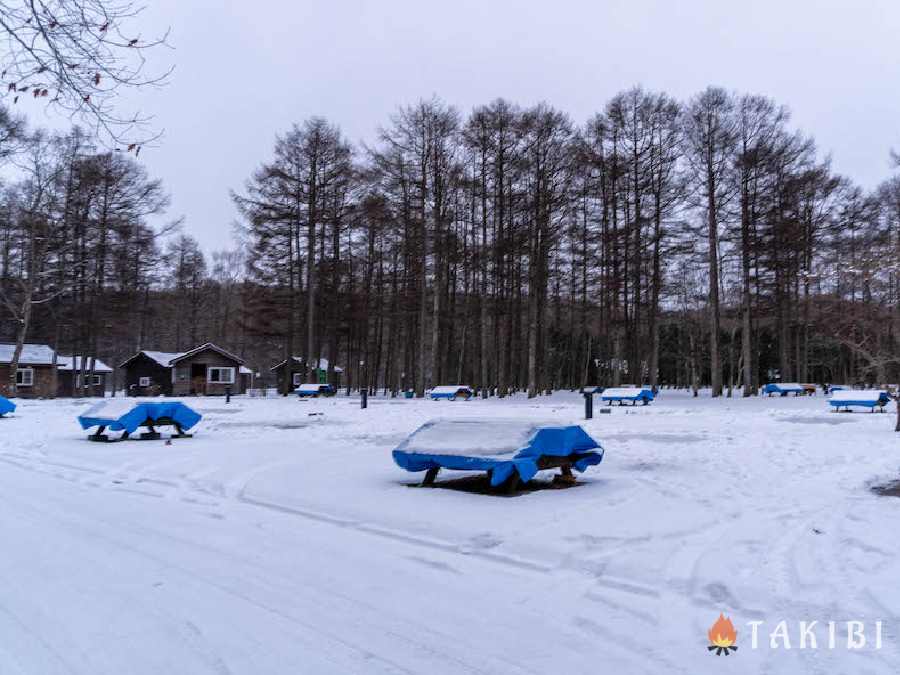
(430, 386, 474, 400)
(78, 401, 202, 435)
(392, 419, 604, 486)
(828, 392, 890, 410)
(0, 396, 15, 416)
(295, 384, 335, 397)
(600, 388, 654, 404)
(763, 383, 804, 396)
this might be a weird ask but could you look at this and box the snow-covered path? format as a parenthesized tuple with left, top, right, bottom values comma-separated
(1, 391, 899, 673)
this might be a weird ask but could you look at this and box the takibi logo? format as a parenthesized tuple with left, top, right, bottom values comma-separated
(707, 613, 739, 655)
(705, 612, 885, 653)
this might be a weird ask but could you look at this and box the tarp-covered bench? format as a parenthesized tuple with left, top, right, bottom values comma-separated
(0, 396, 15, 417)
(78, 400, 202, 441)
(392, 419, 604, 492)
(763, 383, 805, 397)
(600, 387, 654, 406)
(295, 383, 336, 398)
(429, 385, 474, 401)
(829, 390, 891, 412)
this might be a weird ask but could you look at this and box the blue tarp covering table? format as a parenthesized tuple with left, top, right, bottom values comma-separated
(828, 390, 890, 412)
(295, 384, 336, 398)
(393, 419, 604, 489)
(763, 383, 805, 396)
(0, 396, 15, 417)
(429, 385, 474, 401)
(78, 400, 202, 440)
(600, 387, 654, 405)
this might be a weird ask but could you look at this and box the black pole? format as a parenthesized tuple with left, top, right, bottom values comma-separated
(584, 392, 593, 420)
(225, 387, 231, 404)
(361, 388, 368, 409)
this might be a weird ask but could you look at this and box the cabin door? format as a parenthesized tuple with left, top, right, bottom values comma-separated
(191, 364, 206, 395)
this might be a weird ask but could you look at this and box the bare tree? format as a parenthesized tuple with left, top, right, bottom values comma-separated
(0, 0, 171, 145)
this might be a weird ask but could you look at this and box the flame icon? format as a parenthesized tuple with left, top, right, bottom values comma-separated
(707, 613, 738, 655)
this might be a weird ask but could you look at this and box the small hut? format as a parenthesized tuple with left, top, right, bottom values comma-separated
(271, 357, 343, 392)
(0, 343, 57, 399)
(57, 356, 113, 397)
(120, 343, 248, 397)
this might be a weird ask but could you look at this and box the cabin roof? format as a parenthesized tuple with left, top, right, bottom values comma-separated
(0, 343, 56, 365)
(57, 356, 113, 373)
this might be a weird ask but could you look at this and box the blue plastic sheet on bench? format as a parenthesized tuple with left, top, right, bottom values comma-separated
(392, 419, 604, 486)
(78, 401, 202, 434)
(0, 396, 15, 416)
(828, 391, 890, 410)
(600, 388, 654, 404)
(763, 383, 804, 395)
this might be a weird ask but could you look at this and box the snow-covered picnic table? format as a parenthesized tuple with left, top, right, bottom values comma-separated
(600, 387, 654, 405)
(392, 418, 604, 491)
(828, 389, 891, 412)
(429, 385, 474, 401)
(763, 382, 805, 396)
(77, 400, 202, 441)
(295, 383, 336, 397)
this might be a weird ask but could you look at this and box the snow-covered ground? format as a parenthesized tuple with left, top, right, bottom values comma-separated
(1, 390, 898, 674)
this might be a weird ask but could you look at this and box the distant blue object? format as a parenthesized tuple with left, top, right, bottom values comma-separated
(0, 396, 15, 416)
(78, 400, 202, 437)
(403, 390, 415, 399)
(392, 419, 604, 488)
(429, 385, 474, 401)
(763, 382, 805, 396)
(828, 390, 890, 412)
(295, 383, 336, 398)
(600, 387, 654, 406)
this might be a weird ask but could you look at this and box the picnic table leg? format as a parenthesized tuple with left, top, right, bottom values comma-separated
(503, 472, 520, 494)
(171, 422, 193, 439)
(89, 425, 108, 442)
(553, 464, 578, 486)
(422, 467, 440, 486)
(140, 422, 161, 440)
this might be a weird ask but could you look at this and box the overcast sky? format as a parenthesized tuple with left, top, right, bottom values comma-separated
(93, 0, 900, 251)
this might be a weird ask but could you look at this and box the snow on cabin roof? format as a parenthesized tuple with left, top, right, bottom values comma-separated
(0, 343, 55, 365)
(142, 351, 185, 367)
(270, 356, 343, 373)
(57, 356, 113, 373)
(239, 366, 253, 375)
(121, 344, 246, 369)
(169, 342, 245, 365)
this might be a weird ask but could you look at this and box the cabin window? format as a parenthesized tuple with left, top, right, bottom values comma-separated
(292, 372, 302, 386)
(76, 374, 103, 387)
(16, 368, 34, 386)
(139, 376, 151, 387)
(208, 367, 235, 384)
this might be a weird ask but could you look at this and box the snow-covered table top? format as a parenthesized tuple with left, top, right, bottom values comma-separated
(601, 387, 650, 399)
(430, 385, 472, 396)
(829, 390, 888, 403)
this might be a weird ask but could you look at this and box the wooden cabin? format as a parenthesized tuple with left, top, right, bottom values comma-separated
(271, 357, 343, 392)
(0, 343, 57, 399)
(120, 343, 248, 397)
(57, 356, 113, 397)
